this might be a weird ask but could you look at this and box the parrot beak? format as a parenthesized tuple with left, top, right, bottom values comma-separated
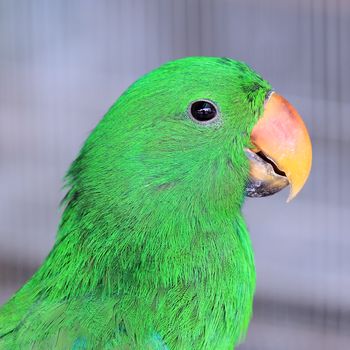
(245, 92, 312, 202)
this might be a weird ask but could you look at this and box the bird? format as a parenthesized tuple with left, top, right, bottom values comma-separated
(0, 57, 312, 349)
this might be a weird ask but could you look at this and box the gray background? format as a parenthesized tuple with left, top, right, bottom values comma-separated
(0, 0, 349, 349)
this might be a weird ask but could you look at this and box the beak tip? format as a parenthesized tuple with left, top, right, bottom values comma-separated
(286, 181, 306, 203)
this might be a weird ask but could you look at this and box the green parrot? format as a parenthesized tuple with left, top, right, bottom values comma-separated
(0, 57, 312, 349)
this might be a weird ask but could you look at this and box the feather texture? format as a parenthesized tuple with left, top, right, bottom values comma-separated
(0, 57, 271, 349)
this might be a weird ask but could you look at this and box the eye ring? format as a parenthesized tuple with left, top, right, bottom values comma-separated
(188, 99, 219, 124)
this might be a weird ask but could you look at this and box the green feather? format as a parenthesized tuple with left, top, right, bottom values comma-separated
(0, 57, 271, 349)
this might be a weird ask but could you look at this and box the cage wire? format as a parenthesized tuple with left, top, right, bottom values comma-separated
(0, 0, 349, 349)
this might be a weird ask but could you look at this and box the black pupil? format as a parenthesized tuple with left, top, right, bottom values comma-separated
(191, 101, 217, 122)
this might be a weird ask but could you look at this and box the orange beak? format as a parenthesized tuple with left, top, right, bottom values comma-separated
(246, 92, 312, 202)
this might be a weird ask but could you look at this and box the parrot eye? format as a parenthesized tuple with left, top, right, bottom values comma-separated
(189, 100, 218, 124)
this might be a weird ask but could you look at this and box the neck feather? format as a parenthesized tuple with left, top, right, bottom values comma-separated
(33, 189, 254, 300)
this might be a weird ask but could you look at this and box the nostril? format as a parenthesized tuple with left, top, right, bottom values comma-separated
(264, 90, 275, 105)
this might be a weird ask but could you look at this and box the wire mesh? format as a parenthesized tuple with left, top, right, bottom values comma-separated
(0, 1, 349, 349)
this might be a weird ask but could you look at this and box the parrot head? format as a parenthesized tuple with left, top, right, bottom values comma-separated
(68, 57, 311, 221)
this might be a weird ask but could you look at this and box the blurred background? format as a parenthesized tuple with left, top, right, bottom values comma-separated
(0, 0, 349, 349)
